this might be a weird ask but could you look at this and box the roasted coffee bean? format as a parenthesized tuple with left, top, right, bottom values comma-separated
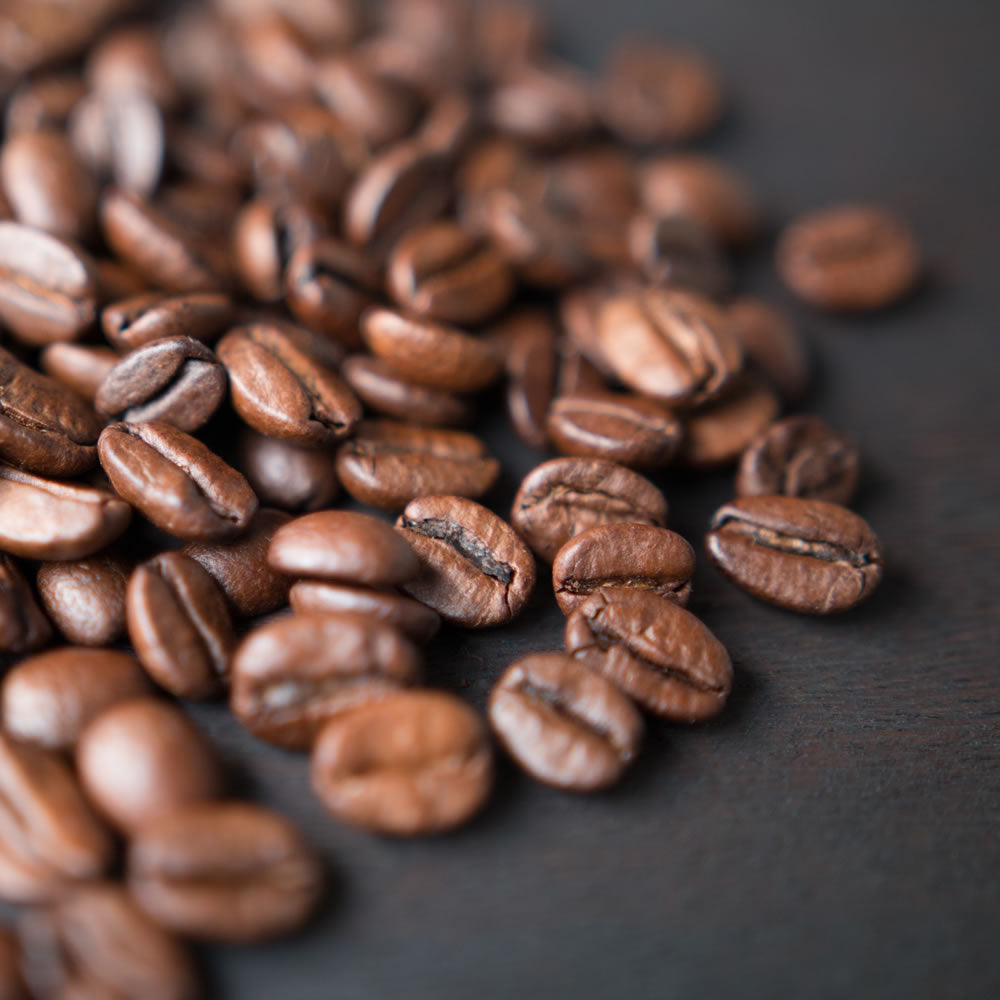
(128, 802, 322, 943)
(311, 690, 493, 836)
(628, 214, 730, 299)
(38, 342, 118, 402)
(488, 62, 594, 147)
(552, 523, 696, 614)
(489, 652, 643, 791)
(36, 553, 129, 647)
(77, 697, 222, 834)
(0, 222, 98, 346)
(337, 420, 500, 511)
(87, 25, 179, 108)
(102, 290, 234, 351)
(0, 734, 113, 904)
(0, 555, 52, 654)
(547, 392, 682, 469)
(736, 415, 860, 505)
(18, 883, 199, 1000)
(726, 297, 809, 403)
(98, 421, 257, 541)
(6, 73, 86, 136)
(217, 324, 361, 446)
(237, 429, 340, 513)
(0, 925, 25, 1000)
(183, 508, 292, 618)
(362, 308, 504, 393)
(233, 313, 347, 372)
(598, 288, 743, 406)
(511, 457, 668, 563)
(396, 495, 536, 627)
(565, 591, 733, 722)
(0, 465, 131, 561)
(127, 552, 236, 699)
(776, 203, 921, 311)
(95, 336, 227, 431)
(500, 308, 557, 451)
(235, 18, 315, 102)
(231, 612, 422, 749)
(706, 496, 883, 614)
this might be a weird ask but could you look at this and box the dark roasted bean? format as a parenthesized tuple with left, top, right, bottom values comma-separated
(0, 555, 52, 654)
(38, 343, 118, 403)
(36, 554, 129, 647)
(237, 429, 340, 513)
(726, 297, 810, 403)
(102, 291, 234, 352)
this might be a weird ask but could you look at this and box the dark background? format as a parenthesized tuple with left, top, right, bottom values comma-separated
(183, 1, 999, 997)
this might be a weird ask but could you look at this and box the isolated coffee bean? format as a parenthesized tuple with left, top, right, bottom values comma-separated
(127, 552, 236, 699)
(36, 553, 129, 647)
(628, 214, 730, 299)
(488, 61, 594, 147)
(489, 652, 643, 792)
(337, 420, 500, 511)
(98, 421, 257, 541)
(565, 591, 733, 722)
(511, 457, 668, 563)
(0, 555, 52, 654)
(311, 690, 494, 836)
(231, 612, 422, 749)
(237, 429, 340, 514)
(102, 290, 234, 351)
(498, 308, 558, 451)
(706, 495, 883, 614)
(38, 342, 118, 402)
(128, 802, 323, 943)
(726, 297, 810, 403)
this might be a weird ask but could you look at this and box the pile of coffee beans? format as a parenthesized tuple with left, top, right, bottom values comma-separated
(0, 0, 922, 993)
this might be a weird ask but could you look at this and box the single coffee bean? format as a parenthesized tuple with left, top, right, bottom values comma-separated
(552, 523, 696, 614)
(102, 290, 234, 351)
(231, 612, 422, 749)
(0, 733, 113, 903)
(128, 802, 323, 943)
(183, 508, 293, 618)
(232, 313, 348, 372)
(18, 883, 199, 1000)
(0, 555, 52, 654)
(98, 421, 258, 541)
(237, 429, 340, 513)
(706, 495, 884, 614)
(565, 590, 733, 722)
(311, 690, 493, 836)
(337, 419, 500, 511)
(726, 297, 809, 403)
(499, 308, 558, 451)
(38, 342, 118, 402)
(396, 495, 536, 627)
(0, 924, 25, 1000)
(628, 213, 730, 299)
(76, 697, 222, 834)
(361, 308, 504, 393)
(511, 457, 668, 563)
(776, 203, 921, 311)
(95, 335, 227, 431)
(488, 651, 643, 792)
(488, 61, 594, 147)
(0, 464, 131, 561)
(217, 324, 361, 446)
(36, 553, 129, 647)
(598, 288, 743, 406)
(126, 552, 236, 699)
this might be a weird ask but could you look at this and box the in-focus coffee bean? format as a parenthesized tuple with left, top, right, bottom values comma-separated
(101, 290, 234, 351)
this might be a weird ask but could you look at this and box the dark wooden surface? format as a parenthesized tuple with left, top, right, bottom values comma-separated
(182, 1, 999, 997)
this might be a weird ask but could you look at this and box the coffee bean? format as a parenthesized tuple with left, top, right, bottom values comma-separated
(98, 421, 257, 541)
(0, 925, 24, 1000)
(87, 25, 179, 109)
(311, 690, 493, 835)
(36, 553, 129, 647)
(776, 203, 920, 311)
(565, 590, 733, 722)
(77, 697, 222, 834)
(488, 62, 594, 147)
(499, 308, 557, 451)
(0, 464, 131, 561)
(38, 342, 118, 402)
(726, 297, 809, 403)
(706, 495, 884, 614)
(337, 419, 500, 511)
(488, 651, 643, 791)
(126, 552, 236, 699)
(237, 429, 340, 513)
(231, 612, 422, 749)
(0, 555, 52, 654)
(128, 802, 322, 942)
(102, 290, 234, 351)
(552, 523, 696, 614)
(511, 457, 668, 563)
(396, 495, 536, 627)
(627, 214, 730, 299)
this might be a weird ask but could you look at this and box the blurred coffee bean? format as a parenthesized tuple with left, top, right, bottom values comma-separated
(726, 297, 810, 403)
(237, 429, 340, 513)
(36, 553, 129, 647)
(39, 343, 118, 403)
(102, 291, 235, 352)
(0, 555, 52, 655)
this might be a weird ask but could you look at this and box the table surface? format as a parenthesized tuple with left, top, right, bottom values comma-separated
(175, 1, 998, 996)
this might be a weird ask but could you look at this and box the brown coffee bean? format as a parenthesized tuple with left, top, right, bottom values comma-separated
(128, 802, 322, 943)
(98, 421, 258, 541)
(488, 62, 594, 147)
(337, 419, 500, 511)
(18, 883, 199, 1000)
(726, 297, 810, 403)
(511, 457, 668, 563)
(598, 288, 744, 406)
(36, 553, 129, 647)
(776, 203, 921, 311)
(87, 25, 179, 108)
(628, 214, 730, 299)
(0, 222, 98, 346)
(552, 523, 696, 614)
(127, 552, 236, 699)
(0, 555, 52, 654)
(217, 324, 361, 446)
(396, 495, 536, 627)
(0, 924, 25, 1000)
(102, 291, 234, 352)
(473, 2, 546, 79)
(499, 308, 557, 451)
(0, 464, 131, 561)
(311, 690, 493, 835)
(706, 495, 884, 614)
(237, 429, 340, 513)
(38, 342, 118, 402)
(183, 508, 293, 618)
(231, 612, 422, 749)
(489, 652, 643, 791)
